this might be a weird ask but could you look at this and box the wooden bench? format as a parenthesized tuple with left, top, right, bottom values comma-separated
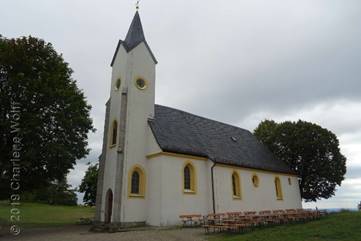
(285, 209, 299, 222)
(179, 214, 202, 227)
(201, 208, 323, 234)
(258, 210, 274, 225)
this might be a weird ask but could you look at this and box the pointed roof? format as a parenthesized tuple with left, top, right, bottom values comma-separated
(124, 11, 145, 50)
(111, 11, 157, 66)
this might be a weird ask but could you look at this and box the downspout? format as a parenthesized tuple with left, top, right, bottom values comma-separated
(211, 161, 217, 214)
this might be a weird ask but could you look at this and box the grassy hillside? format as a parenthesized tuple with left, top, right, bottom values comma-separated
(209, 211, 361, 241)
(0, 201, 94, 227)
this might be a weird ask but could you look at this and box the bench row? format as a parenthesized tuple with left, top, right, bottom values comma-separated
(179, 209, 325, 232)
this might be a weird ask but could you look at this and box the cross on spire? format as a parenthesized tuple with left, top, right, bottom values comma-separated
(136, 0, 140, 10)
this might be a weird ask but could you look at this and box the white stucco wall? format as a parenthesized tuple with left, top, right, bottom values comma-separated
(146, 126, 162, 155)
(146, 157, 162, 225)
(213, 165, 302, 213)
(149, 155, 212, 226)
(101, 41, 156, 223)
(99, 45, 129, 222)
(119, 42, 156, 223)
(144, 154, 302, 226)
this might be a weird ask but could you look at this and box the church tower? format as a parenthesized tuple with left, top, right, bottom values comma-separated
(95, 10, 157, 225)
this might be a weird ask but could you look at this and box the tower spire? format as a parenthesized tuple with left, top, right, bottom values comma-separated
(124, 11, 145, 51)
(110, 8, 158, 66)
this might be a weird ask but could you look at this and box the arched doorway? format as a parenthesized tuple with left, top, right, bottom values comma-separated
(104, 189, 113, 223)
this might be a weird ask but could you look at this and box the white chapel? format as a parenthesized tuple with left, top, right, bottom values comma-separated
(95, 11, 302, 227)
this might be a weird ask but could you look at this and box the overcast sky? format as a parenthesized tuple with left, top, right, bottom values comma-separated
(2, 0, 361, 209)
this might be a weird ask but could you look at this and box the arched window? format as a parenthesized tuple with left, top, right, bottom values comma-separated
(128, 165, 145, 198)
(252, 174, 259, 187)
(275, 177, 283, 200)
(232, 171, 241, 199)
(131, 171, 140, 194)
(184, 166, 191, 190)
(110, 120, 118, 146)
(183, 162, 196, 193)
(115, 78, 121, 90)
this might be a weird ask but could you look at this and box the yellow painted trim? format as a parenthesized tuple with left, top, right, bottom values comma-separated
(134, 76, 148, 90)
(274, 176, 283, 201)
(216, 163, 298, 177)
(146, 151, 207, 161)
(251, 174, 260, 188)
(183, 190, 196, 195)
(231, 170, 242, 200)
(128, 194, 145, 198)
(146, 152, 297, 177)
(182, 161, 197, 194)
(128, 164, 146, 199)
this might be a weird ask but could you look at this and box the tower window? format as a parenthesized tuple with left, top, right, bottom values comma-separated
(275, 177, 283, 200)
(110, 120, 118, 147)
(288, 177, 292, 185)
(232, 171, 241, 199)
(183, 162, 196, 193)
(135, 78, 147, 90)
(252, 174, 259, 187)
(115, 78, 121, 90)
(128, 165, 145, 198)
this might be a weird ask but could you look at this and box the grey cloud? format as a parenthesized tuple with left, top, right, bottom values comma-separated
(150, 1, 361, 125)
(304, 178, 361, 208)
(75, 149, 101, 166)
(346, 166, 361, 179)
(3, 0, 360, 126)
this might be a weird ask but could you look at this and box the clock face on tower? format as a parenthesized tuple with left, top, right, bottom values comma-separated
(135, 78, 147, 90)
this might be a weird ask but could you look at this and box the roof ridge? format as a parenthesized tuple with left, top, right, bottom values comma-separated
(154, 104, 250, 134)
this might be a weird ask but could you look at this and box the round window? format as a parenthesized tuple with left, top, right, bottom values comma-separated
(135, 78, 147, 90)
(115, 78, 121, 90)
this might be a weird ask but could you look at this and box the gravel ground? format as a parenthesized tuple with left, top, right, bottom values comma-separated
(2, 225, 207, 241)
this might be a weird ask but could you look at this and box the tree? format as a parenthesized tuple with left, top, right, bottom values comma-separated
(0, 36, 94, 199)
(79, 163, 98, 206)
(254, 120, 346, 202)
(23, 179, 78, 206)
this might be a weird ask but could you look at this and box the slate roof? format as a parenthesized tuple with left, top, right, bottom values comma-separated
(124, 11, 146, 50)
(149, 105, 295, 175)
(111, 11, 157, 66)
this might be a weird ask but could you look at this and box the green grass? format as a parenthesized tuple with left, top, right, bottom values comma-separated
(209, 212, 361, 241)
(0, 201, 94, 227)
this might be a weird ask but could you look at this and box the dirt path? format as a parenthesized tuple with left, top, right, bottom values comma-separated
(1, 225, 207, 241)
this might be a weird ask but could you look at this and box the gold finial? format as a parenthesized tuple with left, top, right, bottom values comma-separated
(136, 0, 140, 10)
